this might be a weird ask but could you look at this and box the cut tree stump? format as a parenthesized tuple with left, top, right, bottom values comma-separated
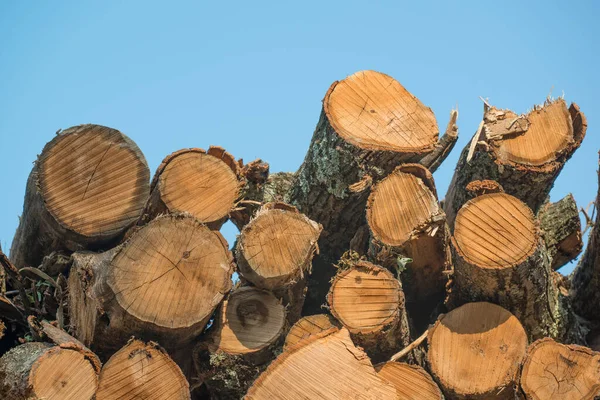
(288, 70, 458, 314)
(444, 99, 586, 227)
(194, 286, 286, 399)
(10, 124, 150, 269)
(327, 260, 410, 363)
(236, 203, 321, 324)
(520, 338, 600, 400)
(283, 314, 339, 350)
(68, 213, 234, 358)
(245, 328, 397, 399)
(449, 191, 566, 339)
(375, 362, 442, 400)
(0, 342, 100, 400)
(428, 302, 527, 400)
(95, 339, 190, 400)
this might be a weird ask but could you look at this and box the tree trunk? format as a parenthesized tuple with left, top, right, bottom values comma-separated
(68, 213, 234, 359)
(327, 260, 410, 363)
(288, 70, 458, 314)
(283, 314, 339, 351)
(235, 203, 321, 324)
(194, 286, 286, 399)
(427, 302, 528, 400)
(444, 99, 586, 228)
(366, 164, 450, 331)
(0, 342, 100, 400)
(520, 338, 600, 400)
(95, 339, 190, 400)
(10, 124, 150, 269)
(246, 328, 397, 399)
(375, 362, 443, 400)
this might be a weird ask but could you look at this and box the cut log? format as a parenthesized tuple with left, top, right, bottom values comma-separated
(10, 124, 150, 269)
(327, 260, 410, 362)
(236, 203, 321, 323)
(245, 328, 397, 399)
(95, 339, 190, 400)
(375, 362, 442, 400)
(68, 213, 234, 358)
(428, 302, 527, 400)
(367, 164, 449, 329)
(288, 70, 458, 314)
(0, 342, 100, 400)
(520, 338, 600, 400)
(444, 99, 586, 227)
(538, 194, 582, 270)
(283, 314, 339, 350)
(229, 158, 270, 230)
(141, 147, 242, 229)
(449, 191, 565, 339)
(194, 286, 285, 398)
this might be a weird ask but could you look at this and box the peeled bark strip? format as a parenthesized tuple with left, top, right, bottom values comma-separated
(449, 192, 565, 339)
(327, 261, 410, 362)
(246, 328, 397, 399)
(288, 70, 457, 314)
(538, 194, 582, 270)
(68, 214, 233, 358)
(428, 302, 528, 400)
(375, 362, 442, 400)
(283, 314, 339, 350)
(520, 338, 600, 400)
(195, 287, 285, 398)
(444, 99, 586, 227)
(10, 124, 150, 269)
(96, 339, 190, 400)
(142, 147, 242, 229)
(0, 342, 100, 400)
(236, 203, 321, 323)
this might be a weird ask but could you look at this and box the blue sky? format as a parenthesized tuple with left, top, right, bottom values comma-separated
(0, 1, 598, 274)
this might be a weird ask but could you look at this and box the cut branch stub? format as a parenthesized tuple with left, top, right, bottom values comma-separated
(0, 342, 100, 400)
(283, 314, 339, 350)
(10, 124, 150, 268)
(68, 214, 233, 357)
(245, 328, 397, 399)
(95, 339, 190, 400)
(428, 302, 528, 400)
(449, 191, 564, 339)
(375, 362, 443, 400)
(327, 260, 410, 362)
(520, 338, 600, 400)
(142, 146, 242, 229)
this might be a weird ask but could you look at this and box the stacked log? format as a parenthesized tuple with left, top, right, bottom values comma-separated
(375, 362, 442, 400)
(283, 314, 339, 350)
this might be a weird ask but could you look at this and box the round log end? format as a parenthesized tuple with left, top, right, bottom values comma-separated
(428, 302, 527, 399)
(283, 314, 340, 350)
(376, 362, 442, 400)
(39, 124, 150, 239)
(323, 70, 438, 153)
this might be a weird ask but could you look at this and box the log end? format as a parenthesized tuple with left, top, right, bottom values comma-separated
(283, 314, 340, 351)
(376, 362, 442, 400)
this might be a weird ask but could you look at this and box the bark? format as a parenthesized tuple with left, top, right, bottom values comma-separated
(375, 362, 443, 400)
(263, 172, 295, 203)
(444, 100, 586, 228)
(227, 158, 270, 231)
(10, 124, 150, 269)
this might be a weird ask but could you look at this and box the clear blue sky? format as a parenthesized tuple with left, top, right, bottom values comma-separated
(1, 1, 598, 275)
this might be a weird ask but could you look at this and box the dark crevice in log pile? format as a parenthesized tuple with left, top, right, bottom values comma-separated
(10, 124, 150, 269)
(444, 98, 586, 229)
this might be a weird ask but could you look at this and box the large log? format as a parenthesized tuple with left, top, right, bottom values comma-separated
(283, 314, 339, 350)
(68, 214, 234, 358)
(10, 124, 150, 269)
(427, 302, 527, 400)
(444, 99, 586, 227)
(375, 362, 443, 400)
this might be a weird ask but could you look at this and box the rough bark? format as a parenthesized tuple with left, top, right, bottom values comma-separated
(444, 99, 586, 228)
(10, 124, 150, 269)
(227, 158, 270, 231)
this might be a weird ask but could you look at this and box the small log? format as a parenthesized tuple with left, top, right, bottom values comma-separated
(428, 302, 528, 400)
(68, 214, 234, 358)
(520, 338, 600, 400)
(245, 328, 397, 399)
(10, 124, 150, 269)
(375, 362, 443, 400)
(283, 314, 339, 350)
(236, 203, 321, 323)
(228, 158, 270, 230)
(327, 260, 410, 363)
(95, 339, 190, 400)
(444, 99, 586, 227)
(0, 342, 100, 400)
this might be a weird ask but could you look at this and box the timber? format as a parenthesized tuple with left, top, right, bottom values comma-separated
(283, 314, 339, 350)
(375, 362, 442, 400)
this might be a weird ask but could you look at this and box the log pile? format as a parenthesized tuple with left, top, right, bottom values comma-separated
(1, 70, 599, 399)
